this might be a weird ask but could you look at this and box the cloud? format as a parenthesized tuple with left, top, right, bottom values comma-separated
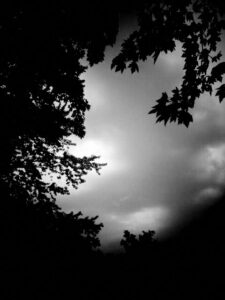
(57, 27, 225, 250)
(193, 143, 225, 184)
(158, 41, 184, 68)
(194, 187, 222, 205)
(192, 110, 209, 123)
(70, 137, 128, 175)
(108, 206, 170, 234)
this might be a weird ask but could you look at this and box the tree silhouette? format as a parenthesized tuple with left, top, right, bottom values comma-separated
(112, 0, 225, 127)
(1, 180, 104, 299)
(0, 2, 119, 203)
(120, 229, 156, 254)
(0, 3, 117, 290)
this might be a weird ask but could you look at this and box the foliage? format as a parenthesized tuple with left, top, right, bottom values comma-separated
(112, 0, 225, 127)
(0, 2, 118, 202)
(17, 202, 103, 254)
(0, 1, 120, 260)
(1, 181, 103, 277)
(120, 229, 156, 253)
(2, 1, 225, 203)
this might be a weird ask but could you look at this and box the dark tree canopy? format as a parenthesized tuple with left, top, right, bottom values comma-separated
(120, 229, 156, 253)
(0, 1, 121, 258)
(0, 1, 120, 203)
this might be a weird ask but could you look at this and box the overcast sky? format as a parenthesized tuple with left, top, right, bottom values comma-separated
(57, 21, 225, 250)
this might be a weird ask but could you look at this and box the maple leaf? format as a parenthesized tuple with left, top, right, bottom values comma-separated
(216, 84, 225, 102)
(211, 62, 225, 82)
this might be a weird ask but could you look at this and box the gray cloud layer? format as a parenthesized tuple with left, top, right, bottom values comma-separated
(58, 29, 225, 249)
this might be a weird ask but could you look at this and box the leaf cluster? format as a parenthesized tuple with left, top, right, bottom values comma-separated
(112, 0, 225, 127)
(120, 229, 156, 253)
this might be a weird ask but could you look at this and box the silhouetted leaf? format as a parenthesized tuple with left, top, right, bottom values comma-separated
(211, 62, 225, 82)
(216, 84, 225, 102)
(129, 61, 139, 73)
(182, 111, 193, 128)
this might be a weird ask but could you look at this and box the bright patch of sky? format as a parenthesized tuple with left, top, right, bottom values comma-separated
(57, 23, 225, 250)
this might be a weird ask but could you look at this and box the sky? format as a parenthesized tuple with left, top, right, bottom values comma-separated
(57, 20, 225, 250)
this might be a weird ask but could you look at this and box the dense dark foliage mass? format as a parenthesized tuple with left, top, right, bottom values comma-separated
(0, 2, 117, 297)
(0, 1, 119, 202)
(1, 1, 225, 299)
(3, 193, 225, 299)
(120, 229, 156, 253)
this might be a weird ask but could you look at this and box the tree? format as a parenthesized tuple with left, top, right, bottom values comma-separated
(0, 1, 121, 266)
(2, 1, 225, 205)
(0, 1, 120, 203)
(112, 0, 225, 127)
(120, 230, 156, 254)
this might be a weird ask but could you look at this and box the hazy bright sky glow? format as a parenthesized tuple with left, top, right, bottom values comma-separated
(57, 23, 225, 250)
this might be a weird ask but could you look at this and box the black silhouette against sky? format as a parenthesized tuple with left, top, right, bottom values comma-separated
(1, 0, 225, 252)
(2, 2, 225, 300)
(55, 16, 225, 250)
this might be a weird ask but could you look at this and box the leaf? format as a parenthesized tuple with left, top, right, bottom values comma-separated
(216, 84, 225, 103)
(115, 62, 126, 73)
(156, 92, 168, 104)
(211, 62, 225, 82)
(163, 113, 170, 126)
(182, 111, 193, 127)
(148, 106, 157, 114)
(153, 50, 160, 64)
(111, 54, 126, 72)
(129, 61, 139, 73)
